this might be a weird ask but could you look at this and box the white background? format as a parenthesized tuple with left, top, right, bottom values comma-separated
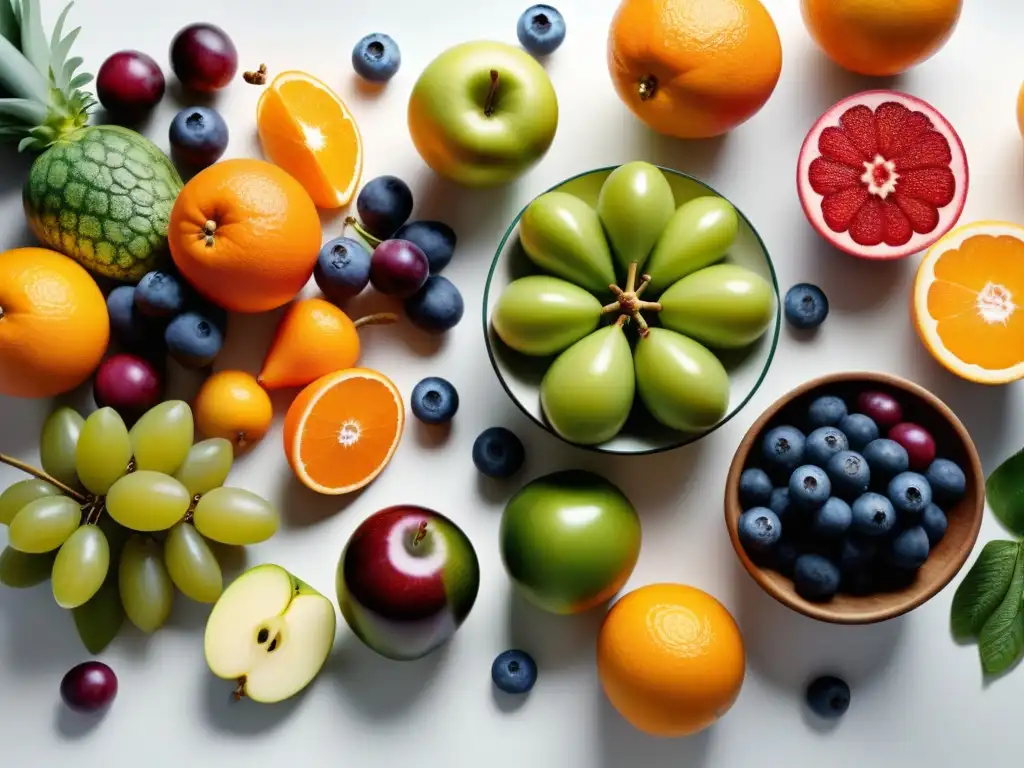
(1, 1, 1022, 765)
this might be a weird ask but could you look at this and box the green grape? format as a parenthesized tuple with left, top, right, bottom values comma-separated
(73, 571, 124, 654)
(75, 408, 132, 496)
(52, 524, 110, 609)
(8, 496, 82, 553)
(174, 438, 233, 497)
(119, 534, 174, 633)
(192, 487, 280, 546)
(129, 401, 195, 476)
(0, 478, 61, 525)
(164, 523, 223, 603)
(105, 471, 190, 532)
(40, 407, 84, 488)
(0, 547, 56, 588)
(98, 513, 130, 560)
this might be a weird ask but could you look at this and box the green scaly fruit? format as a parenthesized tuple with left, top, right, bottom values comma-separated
(0, 1, 182, 282)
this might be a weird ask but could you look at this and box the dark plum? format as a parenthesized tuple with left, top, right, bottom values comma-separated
(96, 51, 165, 117)
(170, 23, 238, 92)
(93, 354, 164, 425)
(888, 422, 936, 471)
(393, 221, 457, 273)
(370, 240, 429, 298)
(856, 391, 903, 430)
(60, 661, 118, 713)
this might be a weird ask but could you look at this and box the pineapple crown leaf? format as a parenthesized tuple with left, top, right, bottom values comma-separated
(17, 0, 52, 80)
(0, 94, 45, 124)
(0, 0, 18, 49)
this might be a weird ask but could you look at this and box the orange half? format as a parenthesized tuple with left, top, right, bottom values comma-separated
(913, 220, 1024, 385)
(257, 71, 363, 209)
(283, 368, 404, 495)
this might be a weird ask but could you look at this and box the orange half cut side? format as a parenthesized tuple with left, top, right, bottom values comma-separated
(913, 220, 1024, 385)
(256, 70, 363, 209)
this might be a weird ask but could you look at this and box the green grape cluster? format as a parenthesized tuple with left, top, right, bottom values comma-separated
(0, 401, 280, 652)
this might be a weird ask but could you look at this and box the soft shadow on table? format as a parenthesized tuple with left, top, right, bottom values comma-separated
(0, 588, 83, 674)
(635, 129, 729, 182)
(201, 670, 307, 735)
(597, 692, 713, 768)
(281, 475, 367, 529)
(799, 47, 905, 116)
(504, 587, 604, 671)
(54, 701, 108, 740)
(601, 441, 708, 522)
(408, 173, 523, 255)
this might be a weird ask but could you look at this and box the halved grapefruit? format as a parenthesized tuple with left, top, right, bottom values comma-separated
(913, 221, 1024, 385)
(797, 91, 968, 260)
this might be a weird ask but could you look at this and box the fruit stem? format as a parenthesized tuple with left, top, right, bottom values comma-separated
(637, 75, 657, 102)
(625, 262, 638, 294)
(203, 220, 217, 248)
(353, 312, 399, 329)
(344, 216, 382, 249)
(634, 275, 651, 298)
(84, 497, 105, 525)
(0, 453, 87, 503)
(232, 678, 247, 702)
(484, 69, 500, 117)
(614, 314, 629, 328)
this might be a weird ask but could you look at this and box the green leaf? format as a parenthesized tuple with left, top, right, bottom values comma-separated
(951, 540, 1021, 639)
(987, 449, 1024, 537)
(72, 571, 123, 654)
(978, 544, 1024, 676)
(0, 0, 19, 48)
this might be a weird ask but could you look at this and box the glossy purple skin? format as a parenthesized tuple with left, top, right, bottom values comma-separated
(888, 422, 937, 471)
(170, 23, 238, 92)
(96, 51, 166, 116)
(369, 240, 429, 298)
(93, 353, 164, 425)
(60, 662, 118, 713)
(856, 391, 903, 431)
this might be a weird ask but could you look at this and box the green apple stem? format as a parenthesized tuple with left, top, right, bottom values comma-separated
(354, 312, 399, 329)
(484, 69, 500, 118)
(0, 452, 87, 503)
(600, 262, 662, 336)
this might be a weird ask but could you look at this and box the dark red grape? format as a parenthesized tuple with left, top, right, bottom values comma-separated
(60, 662, 117, 713)
(856, 391, 903, 430)
(97, 51, 166, 117)
(370, 240, 429, 298)
(888, 422, 936, 471)
(170, 23, 238, 92)
(93, 354, 164, 425)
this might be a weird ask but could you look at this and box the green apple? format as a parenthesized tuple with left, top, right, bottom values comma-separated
(204, 564, 336, 704)
(645, 196, 739, 295)
(408, 41, 559, 187)
(500, 470, 641, 615)
(492, 275, 603, 356)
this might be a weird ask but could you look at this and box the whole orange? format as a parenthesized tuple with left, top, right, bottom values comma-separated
(607, 0, 783, 140)
(194, 370, 273, 450)
(0, 248, 109, 398)
(801, 0, 962, 77)
(169, 158, 321, 313)
(597, 583, 745, 737)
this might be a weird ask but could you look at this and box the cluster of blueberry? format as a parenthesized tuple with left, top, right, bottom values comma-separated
(737, 389, 967, 602)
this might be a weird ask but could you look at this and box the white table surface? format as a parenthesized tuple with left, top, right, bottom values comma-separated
(2, 0, 1023, 765)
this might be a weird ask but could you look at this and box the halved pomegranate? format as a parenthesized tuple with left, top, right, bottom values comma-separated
(797, 91, 968, 260)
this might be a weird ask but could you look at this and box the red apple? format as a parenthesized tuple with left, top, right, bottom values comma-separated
(336, 505, 480, 661)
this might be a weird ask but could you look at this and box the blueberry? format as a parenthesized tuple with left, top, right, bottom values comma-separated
(107, 285, 166, 351)
(739, 468, 773, 509)
(738, 507, 782, 553)
(805, 426, 849, 467)
(773, 539, 800, 576)
(850, 492, 896, 537)
(314, 237, 371, 303)
(517, 5, 566, 56)
(351, 33, 401, 83)
(842, 567, 876, 595)
(825, 451, 870, 500)
(491, 649, 537, 695)
(806, 676, 850, 719)
(861, 439, 909, 484)
(768, 487, 792, 521)
(925, 458, 967, 506)
(811, 498, 852, 539)
(838, 413, 879, 451)
(356, 175, 413, 239)
(806, 395, 848, 428)
(921, 503, 948, 546)
(169, 106, 228, 168)
(393, 221, 456, 274)
(888, 526, 930, 570)
(410, 377, 459, 425)
(761, 426, 806, 475)
(793, 554, 841, 601)
(473, 427, 525, 478)
(839, 536, 876, 573)
(789, 465, 831, 510)
(887, 472, 932, 520)
(164, 311, 223, 369)
(784, 283, 829, 329)
(404, 275, 464, 333)
(134, 271, 185, 318)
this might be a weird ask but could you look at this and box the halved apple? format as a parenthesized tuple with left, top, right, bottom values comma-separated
(204, 564, 336, 704)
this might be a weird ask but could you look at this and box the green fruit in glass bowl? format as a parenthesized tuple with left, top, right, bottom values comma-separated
(596, 160, 676, 275)
(645, 196, 739, 295)
(659, 264, 776, 349)
(500, 470, 641, 615)
(492, 275, 603, 356)
(633, 328, 730, 432)
(540, 324, 635, 445)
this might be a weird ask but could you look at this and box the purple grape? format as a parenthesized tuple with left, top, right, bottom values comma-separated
(369, 239, 429, 298)
(170, 23, 238, 92)
(60, 662, 118, 713)
(96, 51, 166, 117)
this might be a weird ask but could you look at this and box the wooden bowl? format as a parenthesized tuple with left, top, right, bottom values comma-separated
(724, 371, 984, 624)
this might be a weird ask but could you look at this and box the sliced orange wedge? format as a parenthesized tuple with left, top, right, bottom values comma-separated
(283, 368, 404, 495)
(257, 70, 363, 209)
(913, 220, 1024, 385)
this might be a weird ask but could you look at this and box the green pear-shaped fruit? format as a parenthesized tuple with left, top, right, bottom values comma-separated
(645, 196, 739, 295)
(634, 328, 730, 433)
(492, 275, 603, 356)
(541, 324, 635, 445)
(519, 191, 617, 294)
(597, 161, 676, 275)
(659, 264, 775, 349)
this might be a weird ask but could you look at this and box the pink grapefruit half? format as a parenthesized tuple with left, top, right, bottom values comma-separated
(797, 91, 968, 261)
